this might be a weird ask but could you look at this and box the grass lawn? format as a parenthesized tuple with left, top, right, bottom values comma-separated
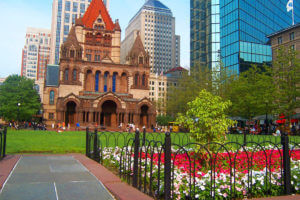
(6, 130, 87, 154)
(5, 129, 300, 154)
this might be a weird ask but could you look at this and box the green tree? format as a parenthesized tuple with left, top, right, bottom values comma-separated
(227, 65, 276, 120)
(176, 90, 235, 146)
(167, 63, 234, 117)
(167, 67, 215, 116)
(0, 75, 41, 122)
(273, 46, 300, 120)
(156, 115, 175, 126)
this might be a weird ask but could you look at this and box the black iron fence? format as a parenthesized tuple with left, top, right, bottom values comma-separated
(0, 127, 7, 160)
(86, 129, 300, 199)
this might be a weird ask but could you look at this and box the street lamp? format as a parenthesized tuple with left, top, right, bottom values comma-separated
(17, 103, 21, 124)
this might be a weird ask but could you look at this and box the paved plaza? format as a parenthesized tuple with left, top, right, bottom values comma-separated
(0, 156, 114, 200)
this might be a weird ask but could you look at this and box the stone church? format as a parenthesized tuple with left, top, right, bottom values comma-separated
(43, 0, 155, 129)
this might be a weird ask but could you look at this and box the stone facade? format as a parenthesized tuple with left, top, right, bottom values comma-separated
(149, 67, 187, 115)
(268, 24, 300, 114)
(43, 0, 155, 129)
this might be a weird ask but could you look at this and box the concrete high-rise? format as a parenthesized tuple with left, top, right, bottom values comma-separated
(191, 0, 300, 75)
(49, 0, 109, 65)
(21, 27, 51, 80)
(121, 0, 180, 74)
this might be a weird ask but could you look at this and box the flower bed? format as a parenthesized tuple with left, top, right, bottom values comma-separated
(102, 147, 300, 199)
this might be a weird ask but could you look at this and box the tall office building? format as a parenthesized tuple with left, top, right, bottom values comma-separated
(21, 27, 51, 80)
(190, 0, 220, 71)
(191, 0, 300, 75)
(49, 0, 109, 64)
(121, 0, 180, 74)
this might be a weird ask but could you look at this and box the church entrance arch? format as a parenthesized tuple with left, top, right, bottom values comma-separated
(140, 105, 149, 127)
(65, 101, 77, 126)
(100, 100, 117, 127)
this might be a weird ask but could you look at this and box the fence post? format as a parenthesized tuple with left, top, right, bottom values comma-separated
(132, 129, 140, 188)
(86, 127, 89, 157)
(142, 127, 146, 146)
(93, 128, 100, 162)
(3, 127, 7, 157)
(164, 132, 171, 200)
(243, 129, 248, 145)
(281, 132, 291, 195)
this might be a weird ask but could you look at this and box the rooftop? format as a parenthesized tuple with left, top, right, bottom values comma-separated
(267, 23, 300, 38)
(165, 66, 188, 74)
(143, 0, 170, 10)
(129, 0, 172, 24)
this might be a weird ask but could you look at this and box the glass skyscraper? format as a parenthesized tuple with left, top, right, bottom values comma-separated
(191, 0, 300, 74)
(190, 0, 220, 71)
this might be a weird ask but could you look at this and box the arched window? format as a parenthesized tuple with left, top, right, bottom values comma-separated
(64, 69, 69, 81)
(112, 73, 117, 92)
(104, 72, 108, 92)
(142, 74, 146, 86)
(95, 71, 100, 92)
(70, 50, 75, 58)
(73, 69, 77, 81)
(49, 90, 55, 105)
(139, 56, 144, 64)
(134, 74, 139, 86)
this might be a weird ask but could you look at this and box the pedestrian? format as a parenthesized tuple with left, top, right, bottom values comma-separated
(76, 122, 80, 131)
(276, 128, 281, 136)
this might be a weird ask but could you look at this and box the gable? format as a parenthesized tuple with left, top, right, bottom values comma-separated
(82, 0, 115, 31)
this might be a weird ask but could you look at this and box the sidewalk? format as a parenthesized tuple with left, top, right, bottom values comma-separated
(0, 155, 114, 200)
(0, 154, 153, 200)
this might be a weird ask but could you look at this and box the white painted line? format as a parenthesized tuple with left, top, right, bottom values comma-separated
(0, 156, 22, 194)
(54, 182, 59, 200)
(74, 159, 116, 200)
(70, 181, 89, 183)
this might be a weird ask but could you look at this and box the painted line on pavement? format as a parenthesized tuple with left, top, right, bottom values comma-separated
(0, 156, 22, 194)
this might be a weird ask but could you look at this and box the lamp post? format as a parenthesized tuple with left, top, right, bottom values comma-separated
(17, 103, 21, 125)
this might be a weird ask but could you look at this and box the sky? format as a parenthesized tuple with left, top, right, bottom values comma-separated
(0, 0, 190, 78)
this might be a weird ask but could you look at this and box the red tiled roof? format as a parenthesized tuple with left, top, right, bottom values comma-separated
(165, 66, 187, 74)
(82, 0, 115, 31)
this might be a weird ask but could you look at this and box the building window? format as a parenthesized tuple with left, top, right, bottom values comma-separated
(65, 1, 71, 11)
(94, 55, 100, 62)
(95, 71, 100, 92)
(112, 73, 117, 92)
(65, 13, 70, 23)
(72, 14, 77, 24)
(73, 2, 78, 12)
(80, 3, 85, 13)
(104, 72, 108, 92)
(49, 113, 54, 120)
(278, 37, 282, 44)
(86, 54, 91, 61)
(139, 56, 144, 64)
(70, 50, 75, 58)
(291, 45, 295, 50)
(142, 74, 146, 86)
(49, 90, 55, 105)
(134, 74, 139, 86)
(64, 25, 69, 35)
(64, 69, 69, 81)
(290, 32, 295, 41)
(73, 69, 77, 81)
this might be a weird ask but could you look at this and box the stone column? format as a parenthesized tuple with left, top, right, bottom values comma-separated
(100, 74, 104, 92)
(89, 111, 93, 124)
(124, 112, 128, 125)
